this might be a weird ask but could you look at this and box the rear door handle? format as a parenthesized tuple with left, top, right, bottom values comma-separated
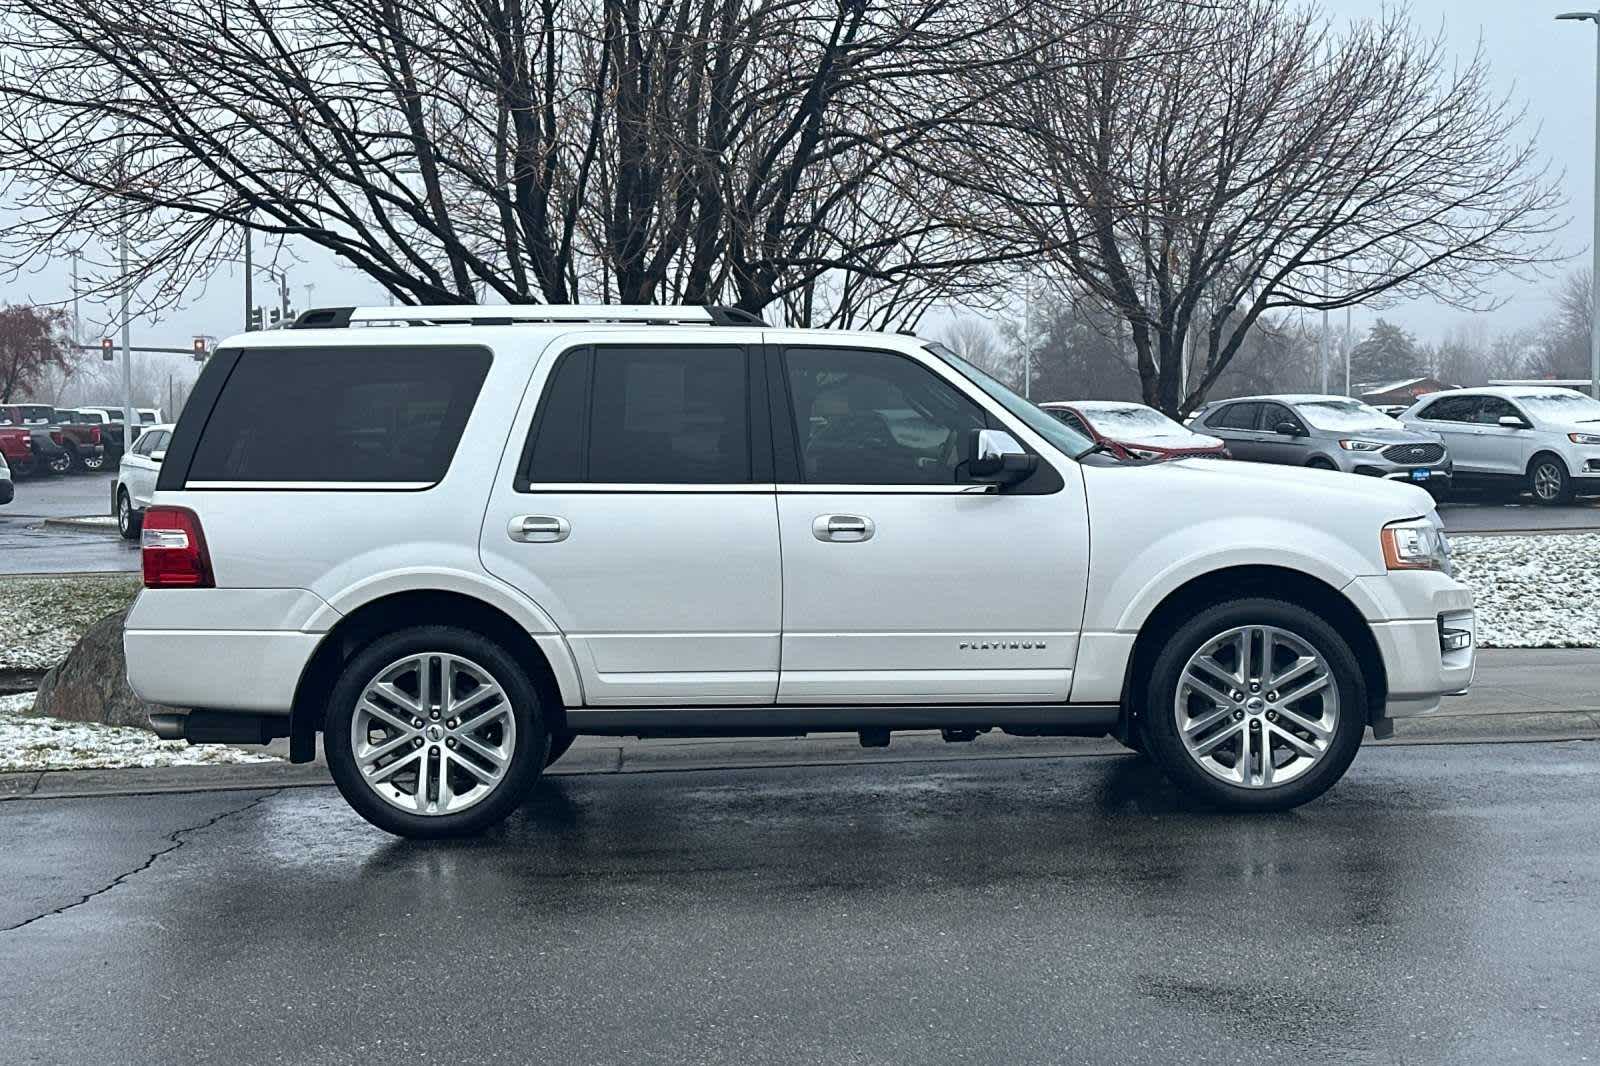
(812, 514, 874, 542)
(509, 515, 570, 543)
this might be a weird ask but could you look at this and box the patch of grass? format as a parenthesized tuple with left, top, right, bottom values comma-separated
(0, 574, 142, 671)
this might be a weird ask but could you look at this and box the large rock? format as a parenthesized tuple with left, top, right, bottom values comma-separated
(32, 608, 176, 729)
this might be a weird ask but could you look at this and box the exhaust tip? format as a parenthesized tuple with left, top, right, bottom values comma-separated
(148, 713, 187, 740)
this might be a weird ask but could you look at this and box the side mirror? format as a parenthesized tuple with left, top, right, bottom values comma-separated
(151, 451, 166, 464)
(1273, 420, 1304, 436)
(967, 428, 1037, 485)
(1497, 415, 1530, 430)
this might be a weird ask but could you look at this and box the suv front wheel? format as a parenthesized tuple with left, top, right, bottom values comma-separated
(324, 626, 548, 837)
(1141, 598, 1366, 811)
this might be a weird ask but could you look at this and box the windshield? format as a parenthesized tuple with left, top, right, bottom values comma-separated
(1293, 399, 1396, 433)
(1078, 405, 1189, 435)
(926, 342, 1096, 458)
(16, 405, 55, 424)
(1512, 390, 1600, 423)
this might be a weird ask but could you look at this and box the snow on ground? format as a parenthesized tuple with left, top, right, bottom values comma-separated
(0, 692, 279, 772)
(1451, 533, 1600, 649)
(0, 574, 141, 671)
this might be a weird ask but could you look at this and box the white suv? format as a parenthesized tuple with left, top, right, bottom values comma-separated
(1400, 386, 1600, 505)
(124, 305, 1475, 837)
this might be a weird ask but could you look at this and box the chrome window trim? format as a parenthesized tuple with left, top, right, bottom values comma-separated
(186, 480, 436, 491)
(518, 482, 778, 494)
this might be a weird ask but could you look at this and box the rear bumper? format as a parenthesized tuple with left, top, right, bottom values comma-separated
(124, 629, 320, 713)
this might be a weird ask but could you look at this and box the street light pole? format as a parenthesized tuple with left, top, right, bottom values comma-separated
(1558, 12, 1600, 400)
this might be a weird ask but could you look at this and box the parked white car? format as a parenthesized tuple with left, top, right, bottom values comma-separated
(113, 423, 174, 539)
(1400, 386, 1600, 504)
(123, 306, 1475, 837)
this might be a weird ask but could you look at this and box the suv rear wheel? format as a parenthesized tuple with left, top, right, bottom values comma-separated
(1141, 598, 1365, 811)
(324, 625, 548, 837)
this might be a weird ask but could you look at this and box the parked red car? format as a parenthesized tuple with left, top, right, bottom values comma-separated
(1040, 400, 1230, 461)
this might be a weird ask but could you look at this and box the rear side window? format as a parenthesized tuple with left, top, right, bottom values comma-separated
(187, 346, 491, 485)
(520, 345, 752, 486)
(1417, 395, 1479, 423)
(1210, 403, 1261, 430)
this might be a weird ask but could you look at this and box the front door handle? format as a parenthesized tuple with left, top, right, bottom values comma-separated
(509, 515, 570, 543)
(812, 514, 874, 543)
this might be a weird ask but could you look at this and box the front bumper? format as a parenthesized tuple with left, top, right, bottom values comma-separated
(1345, 572, 1475, 719)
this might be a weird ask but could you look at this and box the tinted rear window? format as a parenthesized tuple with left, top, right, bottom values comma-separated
(188, 346, 491, 484)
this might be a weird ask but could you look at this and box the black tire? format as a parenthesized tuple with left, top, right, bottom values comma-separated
(116, 488, 141, 540)
(1140, 597, 1366, 812)
(324, 625, 549, 838)
(1528, 453, 1572, 506)
(1306, 457, 1337, 471)
(76, 450, 105, 473)
(46, 452, 71, 475)
(1424, 481, 1450, 504)
(11, 456, 37, 479)
(544, 732, 577, 768)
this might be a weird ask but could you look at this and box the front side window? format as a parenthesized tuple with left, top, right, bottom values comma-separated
(783, 347, 988, 485)
(521, 345, 751, 486)
(187, 346, 491, 484)
(1474, 397, 1521, 425)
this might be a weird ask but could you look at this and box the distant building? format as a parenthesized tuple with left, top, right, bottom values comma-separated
(1488, 379, 1596, 398)
(1355, 377, 1457, 406)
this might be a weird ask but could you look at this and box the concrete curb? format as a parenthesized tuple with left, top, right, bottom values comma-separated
(1, 711, 1596, 802)
(40, 515, 118, 533)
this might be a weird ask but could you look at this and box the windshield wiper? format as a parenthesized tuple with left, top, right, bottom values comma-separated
(1075, 441, 1115, 460)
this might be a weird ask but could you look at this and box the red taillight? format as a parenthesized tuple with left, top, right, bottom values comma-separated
(141, 506, 215, 588)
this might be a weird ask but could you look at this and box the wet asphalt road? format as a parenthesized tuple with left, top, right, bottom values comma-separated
(2, 742, 1597, 1065)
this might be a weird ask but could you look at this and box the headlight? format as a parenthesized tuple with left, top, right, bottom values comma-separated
(1381, 518, 1451, 574)
(1569, 432, 1600, 445)
(1339, 439, 1385, 452)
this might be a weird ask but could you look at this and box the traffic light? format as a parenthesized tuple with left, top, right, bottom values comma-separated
(269, 307, 281, 327)
(192, 336, 208, 362)
(248, 307, 264, 331)
(100, 337, 113, 361)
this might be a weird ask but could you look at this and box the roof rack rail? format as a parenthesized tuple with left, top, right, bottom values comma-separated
(288, 304, 771, 329)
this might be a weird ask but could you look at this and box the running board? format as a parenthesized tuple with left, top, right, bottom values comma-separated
(563, 703, 1120, 739)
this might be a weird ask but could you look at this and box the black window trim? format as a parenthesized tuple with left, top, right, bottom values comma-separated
(167, 343, 494, 493)
(515, 340, 770, 493)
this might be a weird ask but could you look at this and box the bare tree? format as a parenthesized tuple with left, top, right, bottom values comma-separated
(1529, 269, 1593, 379)
(950, 0, 1564, 416)
(0, 0, 1078, 325)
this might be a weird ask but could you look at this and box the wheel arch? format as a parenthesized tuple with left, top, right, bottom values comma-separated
(288, 589, 573, 762)
(1526, 449, 1569, 476)
(1115, 565, 1387, 744)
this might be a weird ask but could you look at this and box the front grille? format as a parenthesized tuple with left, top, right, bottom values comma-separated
(1382, 442, 1445, 465)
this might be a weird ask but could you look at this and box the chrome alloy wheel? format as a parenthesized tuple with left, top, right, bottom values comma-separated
(1533, 461, 1564, 502)
(1173, 625, 1339, 789)
(351, 653, 517, 816)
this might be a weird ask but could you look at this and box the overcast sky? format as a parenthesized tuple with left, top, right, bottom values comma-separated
(3, 0, 1596, 355)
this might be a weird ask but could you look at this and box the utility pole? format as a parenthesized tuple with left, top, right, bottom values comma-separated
(1344, 305, 1353, 396)
(243, 219, 253, 331)
(1319, 266, 1331, 395)
(68, 250, 81, 346)
(1022, 272, 1032, 399)
(1559, 11, 1600, 400)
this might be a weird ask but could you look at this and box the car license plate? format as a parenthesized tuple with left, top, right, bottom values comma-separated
(1410, 469, 1430, 482)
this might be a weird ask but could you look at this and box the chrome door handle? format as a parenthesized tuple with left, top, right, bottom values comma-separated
(509, 515, 570, 543)
(812, 514, 874, 542)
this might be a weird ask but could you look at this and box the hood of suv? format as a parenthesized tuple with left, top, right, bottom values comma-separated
(1310, 423, 1443, 444)
(1081, 452, 1437, 576)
